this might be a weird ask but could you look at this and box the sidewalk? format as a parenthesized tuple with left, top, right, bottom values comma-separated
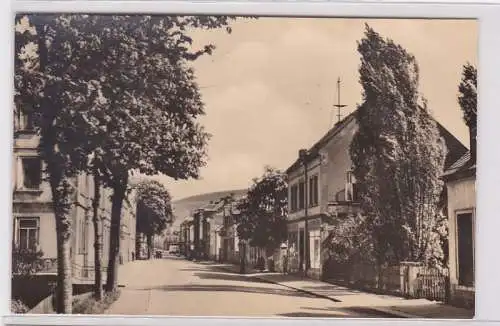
(202, 261, 474, 319)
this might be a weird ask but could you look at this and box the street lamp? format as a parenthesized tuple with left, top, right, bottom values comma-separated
(299, 149, 311, 274)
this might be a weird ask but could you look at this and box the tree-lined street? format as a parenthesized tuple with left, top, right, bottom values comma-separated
(12, 14, 476, 317)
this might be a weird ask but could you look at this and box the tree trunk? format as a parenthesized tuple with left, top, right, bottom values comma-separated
(55, 216, 72, 313)
(49, 173, 73, 314)
(91, 171, 103, 301)
(147, 234, 153, 259)
(105, 177, 127, 292)
(35, 20, 73, 314)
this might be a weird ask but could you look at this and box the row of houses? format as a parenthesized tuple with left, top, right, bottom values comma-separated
(178, 109, 475, 309)
(12, 108, 137, 304)
(178, 195, 267, 268)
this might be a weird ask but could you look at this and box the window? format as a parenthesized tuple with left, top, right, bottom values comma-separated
(309, 175, 319, 207)
(17, 217, 39, 250)
(345, 170, 356, 202)
(290, 185, 298, 212)
(79, 218, 88, 254)
(17, 109, 34, 131)
(313, 238, 320, 269)
(457, 212, 474, 287)
(22, 157, 42, 189)
(298, 181, 305, 210)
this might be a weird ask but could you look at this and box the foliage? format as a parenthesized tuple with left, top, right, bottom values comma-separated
(72, 290, 121, 314)
(11, 247, 45, 276)
(236, 167, 288, 251)
(349, 25, 447, 266)
(458, 63, 477, 129)
(11, 299, 30, 314)
(14, 14, 239, 292)
(135, 180, 173, 237)
(322, 213, 374, 264)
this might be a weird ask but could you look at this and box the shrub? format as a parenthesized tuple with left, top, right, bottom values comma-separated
(72, 290, 121, 314)
(12, 246, 45, 276)
(11, 299, 29, 313)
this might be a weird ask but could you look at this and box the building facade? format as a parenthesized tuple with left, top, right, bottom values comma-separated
(285, 111, 468, 280)
(285, 114, 361, 279)
(12, 108, 136, 285)
(443, 123, 476, 309)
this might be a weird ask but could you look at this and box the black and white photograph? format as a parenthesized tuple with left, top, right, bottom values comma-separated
(12, 14, 476, 318)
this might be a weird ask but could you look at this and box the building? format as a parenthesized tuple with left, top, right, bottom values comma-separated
(179, 217, 192, 256)
(285, 110, 468, 280)
(12, 107, 137, 287)
(442, 124, 476, 309)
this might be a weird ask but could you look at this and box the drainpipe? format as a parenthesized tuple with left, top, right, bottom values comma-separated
(299, 149, 311, 274)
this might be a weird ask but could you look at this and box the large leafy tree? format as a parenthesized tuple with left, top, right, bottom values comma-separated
(135, 180, 173, 259)
(14, 14, 240, 310)
(236, 167, 288, 256)
(349, 25, 446, 267)
(14, 15, 99, 313)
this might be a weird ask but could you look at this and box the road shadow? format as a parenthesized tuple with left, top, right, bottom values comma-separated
(136, 284, 320, 299)
(300, 306, 399, 318)
(278, 311, 365, 318)
(193, 272, 267, 284)
(178, 268, 214, 272)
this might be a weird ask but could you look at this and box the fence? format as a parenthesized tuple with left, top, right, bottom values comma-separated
(401, 262, 449, 302)
(323, 259, 449, 302)
(323, 260, 402, 296)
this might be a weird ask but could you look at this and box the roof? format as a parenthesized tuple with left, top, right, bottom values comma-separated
(434, 121, 469, 170)
(285, 109, 468, 174)
(286, 111, 357, 174)
(442, 151, 476, 181)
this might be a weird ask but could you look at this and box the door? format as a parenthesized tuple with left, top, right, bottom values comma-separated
(299, 228, 304, 270)
(457, 212, 474, 287)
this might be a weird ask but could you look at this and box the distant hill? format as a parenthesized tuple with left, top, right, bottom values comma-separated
(171, 189, 247, 228)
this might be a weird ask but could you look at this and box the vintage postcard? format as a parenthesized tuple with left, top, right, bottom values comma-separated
(12, 15, 476, 318)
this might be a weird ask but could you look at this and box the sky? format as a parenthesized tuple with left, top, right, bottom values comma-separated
(17, 16, 477, 202)
(155, 17, 477, 202)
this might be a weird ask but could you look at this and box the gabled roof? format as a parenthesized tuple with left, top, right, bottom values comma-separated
(442, 151, 476, 181)
(285, 109, 468, 174)
(286, 111, 357, 174)
(434, 121, 469, 170)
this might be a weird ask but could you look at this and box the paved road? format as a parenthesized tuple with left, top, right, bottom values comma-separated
(106, 257, 393, 317)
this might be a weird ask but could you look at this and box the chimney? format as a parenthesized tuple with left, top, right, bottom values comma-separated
(470, 123, 477, 164)
(299, 149, 308, 160)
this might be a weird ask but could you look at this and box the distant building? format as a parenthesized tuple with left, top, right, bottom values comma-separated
(443, 123, 476, 309)
(12, 108, 136, 285)
(285, 110, 468, 280)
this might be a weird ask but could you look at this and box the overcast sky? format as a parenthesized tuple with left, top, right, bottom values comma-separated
(153, 17, 478, 201)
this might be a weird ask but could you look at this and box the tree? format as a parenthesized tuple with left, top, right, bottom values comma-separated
(135, 180, 173, 259)
(15, 14, 242, 297)
(14, 14, 98, 313)
(236, 167, 288, 259)
(349, 25, 447, 267)
(322, 213, 373, 265)
(458, 63, 477, 161)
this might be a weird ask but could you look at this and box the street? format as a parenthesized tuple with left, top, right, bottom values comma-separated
(106, 257, 395, 317)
